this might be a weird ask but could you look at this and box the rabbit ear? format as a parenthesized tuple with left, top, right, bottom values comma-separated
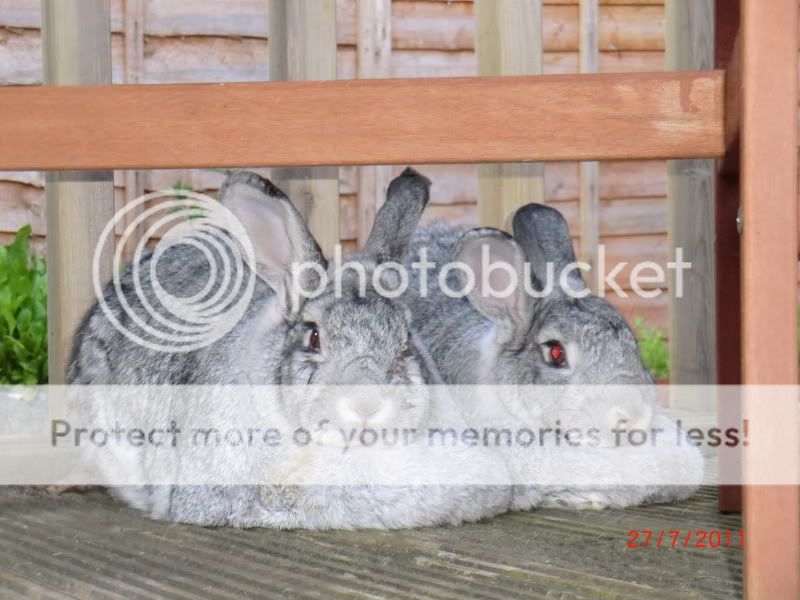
(363, 167, 431, 263)
(511, 203, 586, 295)
(453, 228, 534, 345)
(219, 171, 326, 315)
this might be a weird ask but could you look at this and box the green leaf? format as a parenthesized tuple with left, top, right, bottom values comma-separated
(0, 226, 48, 384)
(633, 317, 669, 380)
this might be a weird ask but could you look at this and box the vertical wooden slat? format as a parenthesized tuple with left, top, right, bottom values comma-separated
(475, 0, 545, 230)
(714, 0, 742, 515)
(122, 0, 145, 262)
(356, 0, 392, 248)
(578, 0, 599, 292)
(740, 0, 800, 596)
(266, 0, 287, 81)
(42, 0, 115, 383)
(665, 0, 717, 388)
(267, 0, 339, 256)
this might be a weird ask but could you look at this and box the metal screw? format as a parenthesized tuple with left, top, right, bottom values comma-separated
(736, 206, 743, 234)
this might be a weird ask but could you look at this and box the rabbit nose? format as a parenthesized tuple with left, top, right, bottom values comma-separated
(337, 397, 383, 424)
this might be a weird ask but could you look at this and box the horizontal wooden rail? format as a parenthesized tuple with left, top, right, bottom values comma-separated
(0, 71, 724, 170)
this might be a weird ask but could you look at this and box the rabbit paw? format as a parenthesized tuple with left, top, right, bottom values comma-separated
(539, 489, 614, 510)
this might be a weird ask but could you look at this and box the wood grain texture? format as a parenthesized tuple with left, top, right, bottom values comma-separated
(0, 0, 693, 344)
(0, 72, 725, 171)
(579, 0, 600, 292)
(0, 487, 742, 600)
(0, 32, 667, 86)
(0, 162, 670, 234)
(476, 0, 545, 230)
(339, 161, 668, 203)
(267, 0, 340, 256)
(0, 1, 667, 57)
(41, 0, 116, 384)
(719, 30, 740, 178)
(121, 0, 145, 263)
(665, 0, 716, 388)
(337, 1, 665, 52)
(714, 0, 742, 516)
(356, 0, 392, 248)
(739, 0, 799, 596)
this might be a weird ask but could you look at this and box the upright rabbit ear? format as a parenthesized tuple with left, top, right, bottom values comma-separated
(219, 171, 326, 315)
(511, 203, 586, 295)
(363, 167, 431, 263)
(453, 228, 534, 345)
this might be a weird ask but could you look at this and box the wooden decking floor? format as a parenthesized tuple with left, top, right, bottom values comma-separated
(0, 486, 741, 599)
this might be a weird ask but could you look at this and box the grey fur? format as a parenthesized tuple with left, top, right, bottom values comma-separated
(68, 168, 511, 529)
(363, 167, 431, 263)
(402, 203, 703, 511)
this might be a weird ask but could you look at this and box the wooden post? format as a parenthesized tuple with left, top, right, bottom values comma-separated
(578, 0, 599, 293)
(475, 0, 545, 230)
(739, 0, 800, 596)
(41, 0, 115, 383)
(665, 0, 717, 388)
(122, 0, 145, 262)
(267, 0, 340, 256)
(356, 0, 392, 248)
(714, 0, 743, 516)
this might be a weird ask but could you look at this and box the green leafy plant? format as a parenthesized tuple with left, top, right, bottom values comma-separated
(170, 180, 209, 219)
(0, 226, 48, 384)
(633, 316, 669, 380)
(172, 180, 191, 200)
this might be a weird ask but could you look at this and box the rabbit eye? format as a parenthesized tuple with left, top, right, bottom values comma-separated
(543, 341, 567, 368)
(304, 324, 321, 352)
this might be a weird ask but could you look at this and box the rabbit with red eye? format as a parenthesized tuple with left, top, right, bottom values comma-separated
(402, 203, 703, 511)
(68, 168, 512, 529)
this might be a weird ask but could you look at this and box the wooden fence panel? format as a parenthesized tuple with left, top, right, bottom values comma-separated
(0, 0, 676, 333)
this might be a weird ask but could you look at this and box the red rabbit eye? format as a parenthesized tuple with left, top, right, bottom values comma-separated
(309, 330, 320, 350)
(544, 341, 567, 367)
(305, 325, 321, 351)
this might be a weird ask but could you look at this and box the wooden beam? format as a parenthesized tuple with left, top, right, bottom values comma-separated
(475, 0, 545, 231)
(41, 0, 115, 384)
(267, 0, 339, 256)
(0, 71, 726, 172)
(740, 0, 800, 596)
(665, 0, 716, 388)
(356, 0, 392, 248)
(578, 0, 600, 293)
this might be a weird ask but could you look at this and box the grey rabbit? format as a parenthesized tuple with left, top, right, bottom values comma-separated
(402, 203, 704, 510)
(67, 168, 512, 528)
